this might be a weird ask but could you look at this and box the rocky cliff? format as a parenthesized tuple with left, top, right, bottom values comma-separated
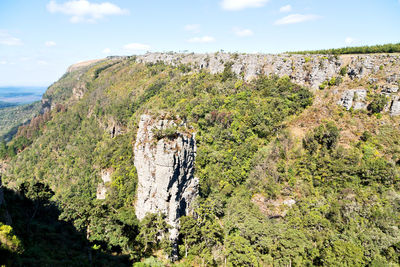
(60, 52, 400, 116)
(134, 114, 198, 241)
(135, 53, 399, 89)
(135, 52, 400, 115)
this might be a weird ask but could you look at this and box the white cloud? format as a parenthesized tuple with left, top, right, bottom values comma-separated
(345, 37, 356, 45)
(187, 36, 215, 43)
(45, 41, 56, 47)
(0, 60, 7, 65)
(274, 14, 321, 25)
(123, 43, 150, 51)
(102, 48, 111, 54)
(233, 27, 253, 37)
(0, 30, 22, 46)
(184, 24, 201, 33)
(221, 0, 269, 10)
(47, 0, 129, 23)
(279, 4, 292, 13)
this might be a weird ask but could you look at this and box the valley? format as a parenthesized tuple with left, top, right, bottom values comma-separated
(0, 51, 399, 266)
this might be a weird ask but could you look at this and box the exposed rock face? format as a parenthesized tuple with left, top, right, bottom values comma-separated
(252, 194, 296, 218)
(382, 85, 399, 95)
(96, 169, 112, 200)
(353, 89, 367, 110)
(390, 97, 400, 116)
(338, 89, 367, 110)
(338, 91, 355, 110)
(386, 74, 400, 84)
(72, 83, 86, 100)
(135, 53, 400, 90)
(134, 114, 198, 241)
(136, 53, 342, 89)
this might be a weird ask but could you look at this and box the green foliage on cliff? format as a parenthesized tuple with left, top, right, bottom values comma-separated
(290, 42, 400, 55)
(1, 58, 399, 266)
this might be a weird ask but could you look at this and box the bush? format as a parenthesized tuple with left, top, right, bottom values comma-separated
(340, 66, 348, 76)
(360, 131, 372, 142)
(0, 223, 22, 253)
(367, 95, 387, 114)
(303, 122, 340, 152)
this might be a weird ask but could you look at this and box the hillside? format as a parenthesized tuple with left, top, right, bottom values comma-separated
(0, 53, 399, 266)
(0, 102, 42, 142)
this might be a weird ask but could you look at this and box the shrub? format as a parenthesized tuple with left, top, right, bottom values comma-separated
(340, 66, 348, 76)
(360, 131, 372, 142)
(303, 122, 340, 152)
(0, 223, 22, 253)
(367, 95, 387, 114)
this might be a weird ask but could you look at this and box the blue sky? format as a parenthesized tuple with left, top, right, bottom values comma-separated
(0, 0, 399, 86)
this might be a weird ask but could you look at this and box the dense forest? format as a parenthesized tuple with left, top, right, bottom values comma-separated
(290, 43, 400, 55)
(0, 57, 399, 266)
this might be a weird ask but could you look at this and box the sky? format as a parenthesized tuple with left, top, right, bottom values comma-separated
(0, 0, 399, 87)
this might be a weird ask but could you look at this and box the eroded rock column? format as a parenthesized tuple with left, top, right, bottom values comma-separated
(134, 114, 198, 241)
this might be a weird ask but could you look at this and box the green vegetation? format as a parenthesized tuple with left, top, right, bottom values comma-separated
(0, 186, 130, 266)
(0, 101, 42, 141)
(319, 76, 342, 90)
(1, 58, 399, 266)
(0, 223, 22, 253)
(290, 43, 400, 55)
(368, 94, 388, 114)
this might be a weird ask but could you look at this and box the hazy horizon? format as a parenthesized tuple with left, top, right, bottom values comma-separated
(0, 86, 46, 103)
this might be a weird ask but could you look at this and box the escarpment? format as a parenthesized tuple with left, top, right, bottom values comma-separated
(135, 52, 400, 90)
(134, 114, 198, 240)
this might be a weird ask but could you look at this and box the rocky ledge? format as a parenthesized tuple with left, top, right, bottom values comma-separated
(136, 52, 400, 90)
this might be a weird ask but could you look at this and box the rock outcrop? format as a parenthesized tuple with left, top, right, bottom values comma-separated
(135, 53, 400, 90)
(134, 114, 198, 242)
(252, 194, 296, 218)
(390, 97, 400, 116)
(338, 89, 367, 110)
(136, 53, 342, 89)
(96, 169, 112, 200)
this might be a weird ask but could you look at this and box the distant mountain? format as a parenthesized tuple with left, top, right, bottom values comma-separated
(0, 86, 46, 104)
(0, 87, 45, 141)
(0, 101, 17, 109)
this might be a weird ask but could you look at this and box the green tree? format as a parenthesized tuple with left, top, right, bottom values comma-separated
(367, 95, 387, 114)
